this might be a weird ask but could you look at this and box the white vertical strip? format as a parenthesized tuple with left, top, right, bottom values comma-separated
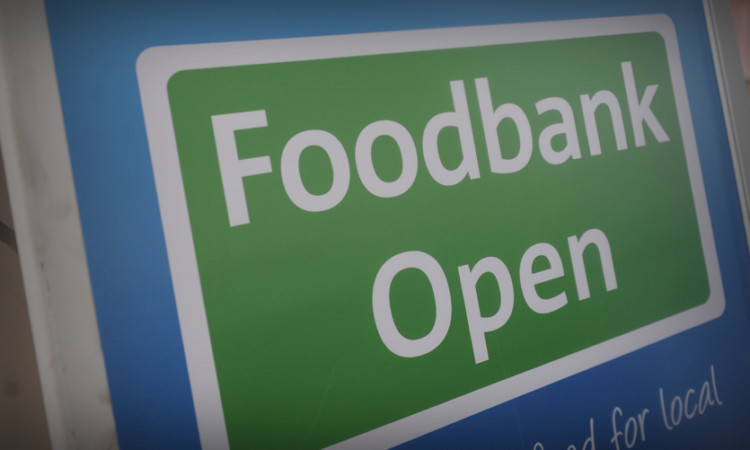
(704, 0, 750, 255)
(0, 0, 118, 448)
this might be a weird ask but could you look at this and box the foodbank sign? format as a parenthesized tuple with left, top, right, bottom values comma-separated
(138, 14, 724, 449)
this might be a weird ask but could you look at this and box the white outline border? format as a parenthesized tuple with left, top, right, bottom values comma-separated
(136, 14, 725, 450)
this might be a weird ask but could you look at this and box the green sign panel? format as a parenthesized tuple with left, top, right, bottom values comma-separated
(137, 14, 723, 449)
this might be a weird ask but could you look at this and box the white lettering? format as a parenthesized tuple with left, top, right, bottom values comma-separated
(372, 251, 452, 358)
(281, 129, 350, 212)
(422, 80, 480, 186)
(458, 257, 515, 364)
(622, 61, 669, 147)
(536, 97, 582, 165)
(355, 120, 418, 198)
(568, 229, 618, 301)
(580, 90, 628, 155)
(475, 77, 533, 174)
(212, 110, 272, 226)
(376, 229, 617, 361)
(520, 243, 568, 314)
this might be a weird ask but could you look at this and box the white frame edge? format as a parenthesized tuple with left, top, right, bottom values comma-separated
(704, 0, 750, 254)
(0, 1, 117, 448)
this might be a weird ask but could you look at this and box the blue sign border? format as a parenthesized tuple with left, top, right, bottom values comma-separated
(43, 0, 750, 448)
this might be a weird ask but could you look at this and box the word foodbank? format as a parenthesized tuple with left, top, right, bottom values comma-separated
(211, 60, 662, 364)
(213, 61, 668, 226)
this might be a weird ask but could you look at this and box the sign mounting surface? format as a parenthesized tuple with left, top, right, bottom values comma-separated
(137, 14, 723, 449)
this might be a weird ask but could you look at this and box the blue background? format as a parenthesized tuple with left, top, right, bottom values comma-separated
(43, 0, 750, 448)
